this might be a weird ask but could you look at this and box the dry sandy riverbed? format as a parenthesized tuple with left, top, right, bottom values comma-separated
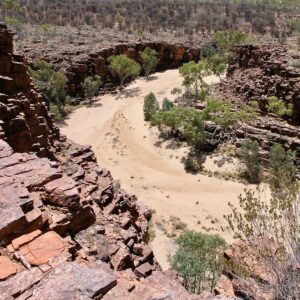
(62, 69, 256, 270)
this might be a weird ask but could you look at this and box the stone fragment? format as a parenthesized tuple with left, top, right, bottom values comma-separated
(134, 262, 153, 278)
(19, 231, 65, 266)
(0, 256, 18, 280)
(30, 262, 117, 299)
(12, 230, 42, 250)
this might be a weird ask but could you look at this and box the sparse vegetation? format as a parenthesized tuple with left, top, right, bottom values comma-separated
(170, 231, 227, 294)
(143, 93, 159, 121)
(139, 47, 159, 77)
(29, 60, 69, 120)
(238, 139, 261, 183)
(83, 75, 102, 104)
(108, 55, 141, 88)
(266, 96, 293, 118)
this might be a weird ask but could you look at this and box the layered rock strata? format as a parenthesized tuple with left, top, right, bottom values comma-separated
(26, 41, 201, 96)
(0, 23, 220, 300)
(216, 43, 300, 121)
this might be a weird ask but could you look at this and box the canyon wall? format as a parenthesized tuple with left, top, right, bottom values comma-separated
(218, 44, 300, 121)
(0, 24, 231, 300)
(25, 41, 201, 96)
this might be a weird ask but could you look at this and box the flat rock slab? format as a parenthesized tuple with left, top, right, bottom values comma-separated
(30, 261, 117, 299)
(0, 256, 17, 280)
(19, 231, 65, 266)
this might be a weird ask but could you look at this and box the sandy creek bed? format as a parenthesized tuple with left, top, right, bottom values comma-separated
(62, 69, 256, 270)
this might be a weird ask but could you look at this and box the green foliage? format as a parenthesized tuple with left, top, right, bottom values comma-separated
(152, 106, 207, 153)
(207, 54, 228, 78)
(162, 98, 174, 111)
(29, 60, 69, 120)
(83, 75, 102, 103)
(171, 87, 182, 96)
(239, 139, 261, 183)
(268, 144, 297, 199)
(135, 27, 145, 39)
(170, 231, 227, 294)
(213, 30, 247, 52)
(266, 96, 293, 118)
(3, 0, 22, 12)
(139, 47, 159, 76)
(108, 55, 141, 87)
(41, 23, 50, 32)
(143, 93, 159, 121)
(4, 16, 20, 31)
(179, 61, 211, 96)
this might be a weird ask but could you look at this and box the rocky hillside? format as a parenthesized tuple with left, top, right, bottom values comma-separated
(23, 40, 202, 96)
(0, 23, 226, 300)
(216, 43, 300, 121)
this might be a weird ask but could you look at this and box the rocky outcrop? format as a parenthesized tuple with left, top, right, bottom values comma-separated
(27, 41, 201, 96)
(0, 24, 59, 158)
(1, 23, 215, 299)
(216, 43, 300, 121)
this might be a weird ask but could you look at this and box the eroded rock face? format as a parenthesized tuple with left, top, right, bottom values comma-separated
(1, 23, 207, 299)
(216, 43, 300, 121)
(0, 24, 59, 158)
(26, 41, 201, 96)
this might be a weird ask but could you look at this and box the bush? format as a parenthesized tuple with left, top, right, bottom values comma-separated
(143, 92, 159, 121)
(225, 183, 300, 299)
(108, 55, 141, 87)
(139, 47, 159, 76)
(239, 139, 261, 183)
(268, 144, 296, 199)
(162, 98, 174, 111)
(266, 96, 293, 118)
(83, 75, 102, 103)
(170, 231, 227, 294)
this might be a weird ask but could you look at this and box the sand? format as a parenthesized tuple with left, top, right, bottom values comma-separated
(61, 70, 256, 270)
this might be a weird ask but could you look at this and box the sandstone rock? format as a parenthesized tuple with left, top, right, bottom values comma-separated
(0, 256, 18, 280)
(0, 267, 43, 299)
(19, 231, 65, 266)
(12, 230, 42, 251)
(134, 262, 153, 278)
(30, 262, 117, 299)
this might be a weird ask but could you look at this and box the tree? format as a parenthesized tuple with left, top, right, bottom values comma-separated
(213, 30, 247, 53)
(225, 184, 300, 299)
(239, 139, 261, 183)
(139, 47, 159, 77)
(108, 55, 141, 88)
(170, 231, 227, 294)
(29, 60, 69, 119)
(266, 96, 293, 118)
(207, 54, 227, 79)
(179, 61, 211, 97)
(83, 75, 102, 104)
(143, 92, 159, 121)
(268, 144, 297, 199)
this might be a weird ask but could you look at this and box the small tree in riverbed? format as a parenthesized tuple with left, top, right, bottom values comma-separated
(83, 75, 102, 104)
(139, 47, 159, 77)
(108, 55, 141, 88)
(143, 93, 159, 121)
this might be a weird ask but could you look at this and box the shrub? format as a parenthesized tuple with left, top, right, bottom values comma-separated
(108, 55, 141, 87)
(239, 139, 261, 183)
(170, 231, 227, 294)
(268, 144, 296, 199)
(225, 183, 300, 299)
(139, 47, 159, 76)
(162, 98, 174, 111)
(83, 75, 102, 104)
(143, 92, 159, 121)
(266, 96, 293, 118)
